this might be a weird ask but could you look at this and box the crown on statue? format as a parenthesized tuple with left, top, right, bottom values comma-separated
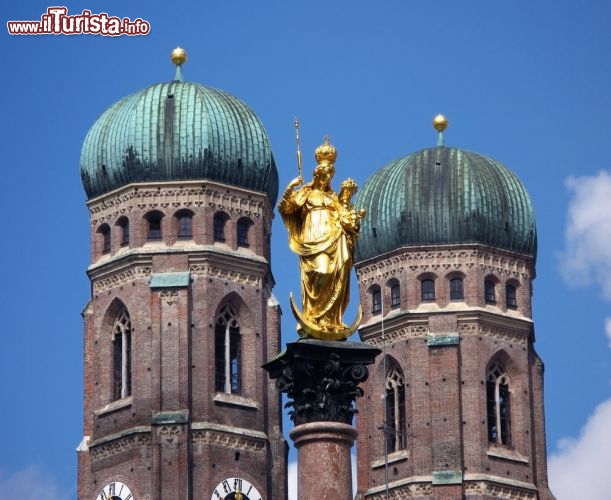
(315, 135, 337, 165)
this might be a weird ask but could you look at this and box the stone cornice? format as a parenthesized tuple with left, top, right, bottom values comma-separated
(464, 474, 537, 498)
(364, 476, 433, 498)
(191, 422, 267, 452)
(360, 324, 429, 346)
(360, 310, 532, 346)
(89, 426, 152, 461)
(87, 180, 273, 229)
(356, 245, 534, 284)
(92, 265, 152, 295)
(88, 247, 271, 294)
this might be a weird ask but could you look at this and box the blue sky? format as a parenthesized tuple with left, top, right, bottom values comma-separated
(2, 1, 611, 499)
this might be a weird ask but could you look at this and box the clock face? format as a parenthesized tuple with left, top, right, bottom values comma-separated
(96, 481, 133, 500)
(210, 477, 262, 500)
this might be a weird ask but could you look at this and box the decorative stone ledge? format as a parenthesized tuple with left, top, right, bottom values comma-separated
(371, 449, 410, 469)
(95, 396, 133, 416)
(464, 474, 537, 498)
(89, 426, 152, 461)
(487, 445, 529, 463)
(213, 392, 259, 410)
(191, 421, 267, 452)
(363, 476, 433, 498)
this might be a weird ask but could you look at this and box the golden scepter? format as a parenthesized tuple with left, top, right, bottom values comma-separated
(294, 117, 303, 178)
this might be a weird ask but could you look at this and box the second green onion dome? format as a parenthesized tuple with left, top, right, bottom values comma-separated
(354, 116, 537, 263)
(81, 48, 279, 204)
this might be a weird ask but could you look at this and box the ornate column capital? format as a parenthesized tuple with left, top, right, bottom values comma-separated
(263, 339, 381, 425)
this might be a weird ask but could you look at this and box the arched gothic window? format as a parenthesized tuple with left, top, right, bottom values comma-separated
(214, 212, 229, 242)
(385, 366, 406, 453)
(112, 308, 132, 400)
(176, 210, 193, 238)
(145, 211, 163, 240)
(215, 304, 241, 394)
(371, 286, 382, 314)
(450, 277, 464, 300)
(390, 283, 401, 308)
(117, 217, 129, 246)
(237, 217, 253, 247)
(506, 284, 517, 309)
(99, 224, 111, 254)
(485, 279, 497, 304)
(487, 360, 511, 445)
(421, 279, 435, 301)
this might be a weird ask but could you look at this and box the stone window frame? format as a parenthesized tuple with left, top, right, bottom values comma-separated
(487, 359, 511, 446)
(215, 303, 242, 394)
(385, 364, 407, 453)
(112, 307, 132, 401)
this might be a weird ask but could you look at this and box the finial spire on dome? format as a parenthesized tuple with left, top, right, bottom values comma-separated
(171, 46, 187, 81)
(433, 114, 448, 147)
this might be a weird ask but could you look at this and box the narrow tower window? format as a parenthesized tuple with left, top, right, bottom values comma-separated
(215, 304, 241, 394)
(146, 211, 164, 240)
(506, 284, 517, 309)
(98, 224, 111, 254)
(390, 283, 401, 308)
(112, 308, 132, 400)
(485, 279, 496, 304)
(371, 286, 382, 314)
(237, 217, 253, 247)
(487, 360, 511, 445)
(214, 212, 229, 242)
(117, 217, 129, 246)
(421, 279, 435, 301)
(176, 210, 193, 238)
(385, 367, 406, 453)
(450, 277, 464, 300)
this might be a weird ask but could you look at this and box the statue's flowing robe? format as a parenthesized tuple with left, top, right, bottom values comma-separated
(279, 184, 354, 331)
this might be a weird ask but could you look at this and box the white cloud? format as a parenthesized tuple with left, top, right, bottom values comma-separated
(605, 317, 611, 348)
(288, 453, 357, 500)
(0, 465, 72, 500)
(561, 170, 611, 300)
(548, 398, 611, 500)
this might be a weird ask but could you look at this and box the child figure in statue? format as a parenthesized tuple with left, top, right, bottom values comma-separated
(278, 137, 365, 341)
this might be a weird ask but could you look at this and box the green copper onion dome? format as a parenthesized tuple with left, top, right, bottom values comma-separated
(354, 118, 537, 262)
(81, 48, 279, 203)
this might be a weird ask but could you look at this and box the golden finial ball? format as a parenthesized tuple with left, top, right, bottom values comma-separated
(433, 114, 448, 132)
(171, 47, 187, 65)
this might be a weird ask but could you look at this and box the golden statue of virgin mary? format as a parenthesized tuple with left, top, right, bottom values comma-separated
(278, 136, 366, 341)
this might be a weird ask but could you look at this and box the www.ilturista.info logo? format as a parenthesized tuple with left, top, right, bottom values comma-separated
(7, 7, 151, 36)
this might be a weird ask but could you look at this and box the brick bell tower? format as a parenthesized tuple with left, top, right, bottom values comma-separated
(77, 48, 287, 500)
(352, 116, 555, 499)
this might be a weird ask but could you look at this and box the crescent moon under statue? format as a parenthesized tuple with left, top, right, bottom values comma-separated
(290, 293, 363, 341)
